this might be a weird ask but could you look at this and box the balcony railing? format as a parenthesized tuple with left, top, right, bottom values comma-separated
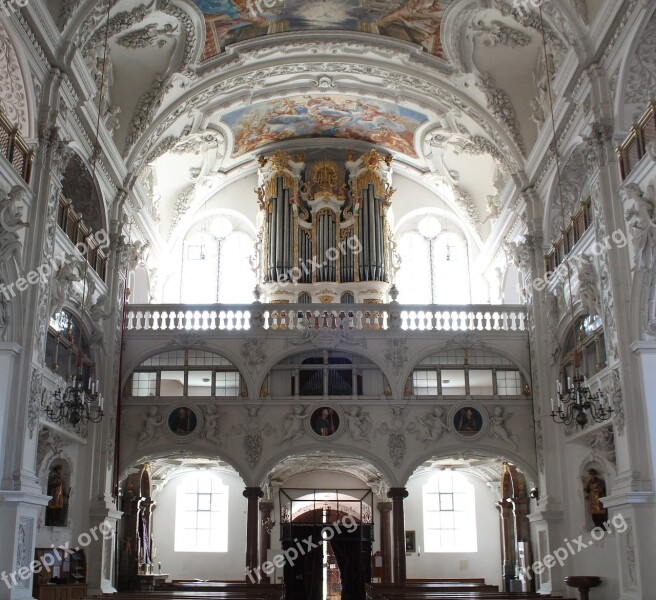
(0, 110, 33, 184)
(617, 100, 656, 180)
(58, 195, 108, 281)
(123, 304, 527, 333)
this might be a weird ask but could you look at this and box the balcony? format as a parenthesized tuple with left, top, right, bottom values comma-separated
(123, 303, 528, 333)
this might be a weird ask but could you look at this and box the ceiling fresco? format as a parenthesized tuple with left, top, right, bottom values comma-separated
(195, 0, 455, 61)
(222, 95, 428, 157)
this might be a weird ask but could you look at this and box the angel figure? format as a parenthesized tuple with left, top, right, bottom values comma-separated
(489, 406, 518, 450)
(203, 405, 222, 445)
(280, 405, 307, 444)
(576, 258, 602, 318)
(136, 407, 163, 445)
(416, 406, 448, 446)
(87, 293, 111, 352)
(346, 406, 371, 444)
(0, 185, 29, 267)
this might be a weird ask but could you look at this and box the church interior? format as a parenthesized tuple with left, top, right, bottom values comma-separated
(1, 1, 656, 599)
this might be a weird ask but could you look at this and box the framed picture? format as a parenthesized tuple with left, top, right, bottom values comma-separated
(168, 406, 198, 436)
(405, 530, 416, 553)
(453, 406, 483, 435)
(309, 406, 340, 437)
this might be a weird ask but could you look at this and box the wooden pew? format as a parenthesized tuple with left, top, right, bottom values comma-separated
(366, 582, 575, 600)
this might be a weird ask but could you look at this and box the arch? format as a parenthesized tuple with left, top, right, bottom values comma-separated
(400, 445, 537, 490)
(118, 447, 248, 487)
(255, 446, 398, 489)
(60, 152, 108, 234)
(542, 142, 590, 245)
(399, 342, 532, 394)
(120, 346, 248, 400)
(0, 17, 36, 137)
(254, 345, 393, 403)
(613, 1, 656, 133)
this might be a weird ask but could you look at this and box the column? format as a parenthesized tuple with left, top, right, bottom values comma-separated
(497, 500, 513, 590)
(387, 488, 408, 584)
(258, 501, 274, 584)
(377, 501, 392, 583)
(243, 487, 263, 581)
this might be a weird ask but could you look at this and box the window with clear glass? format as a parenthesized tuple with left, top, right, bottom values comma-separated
(132, 372, 157, 396)
(412, 349, 524, 397)
(175, 474, 228, 552)
(125, 350, 242, 398)
(396, 221, 471, 305)
(215, 371, 240, 396)
(180, 219, 255, 304)
(413, 370, 439, 395)
(423, 471, 477, 553)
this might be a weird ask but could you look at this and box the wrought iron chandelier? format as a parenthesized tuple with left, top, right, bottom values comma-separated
(42, 374, 104, 426)
(551, 351, 612, 427)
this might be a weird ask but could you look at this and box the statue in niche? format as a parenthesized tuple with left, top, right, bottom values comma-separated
(45, 464, 68, 526)
(584, 468, 608, 528)
(136, 406, 163, 445)
(623, 183, 656, 271)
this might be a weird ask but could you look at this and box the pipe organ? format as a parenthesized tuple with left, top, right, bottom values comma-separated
(256, 149, 396, 304)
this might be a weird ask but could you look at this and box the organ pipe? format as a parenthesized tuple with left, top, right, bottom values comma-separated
(258, 149, 395, 298)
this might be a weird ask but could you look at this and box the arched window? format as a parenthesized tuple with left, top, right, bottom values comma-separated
(174, 472, 229, 552)
(298, 292, 312, 304)
(45, 310, 94, 381)
(180, 216, 255, 304)
(559, 315, 607, 385)
(126, 349, 243, 398)
(396, 216, 471, 304)
(340, 291, 355, 304)
(411, 348, 525, 397)
(423, 471, 477, 552)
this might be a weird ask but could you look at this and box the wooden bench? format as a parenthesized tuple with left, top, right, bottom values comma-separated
(366, 582, 575, 600)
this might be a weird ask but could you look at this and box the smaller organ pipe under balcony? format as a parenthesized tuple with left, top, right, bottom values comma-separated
(255, 149, 396, 304)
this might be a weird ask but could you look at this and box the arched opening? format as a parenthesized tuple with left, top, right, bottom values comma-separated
(117, 458, 246, 590)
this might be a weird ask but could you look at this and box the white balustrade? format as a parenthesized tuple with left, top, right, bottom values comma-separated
(123, 304, 527, 333)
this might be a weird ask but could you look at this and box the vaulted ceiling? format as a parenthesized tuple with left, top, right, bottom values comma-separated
(48, 0, 601, 246)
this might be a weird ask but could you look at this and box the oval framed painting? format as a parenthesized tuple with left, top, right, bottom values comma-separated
(165, 404, 202, 441)
(307, 405, 343, 440)
(449, 404, 488, 441)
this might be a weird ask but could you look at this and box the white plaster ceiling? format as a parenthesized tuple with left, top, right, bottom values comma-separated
(70, 0, 590, 250)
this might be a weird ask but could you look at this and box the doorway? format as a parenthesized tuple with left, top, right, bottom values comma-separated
(280, 489, 373, 600)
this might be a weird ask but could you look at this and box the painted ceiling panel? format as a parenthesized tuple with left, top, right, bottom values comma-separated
(195, 0, 455, 60)
(222, 94, 428, 157)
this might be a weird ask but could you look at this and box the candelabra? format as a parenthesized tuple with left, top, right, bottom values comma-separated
(42, 374, 104, 426)
(551, 370, 612, 428)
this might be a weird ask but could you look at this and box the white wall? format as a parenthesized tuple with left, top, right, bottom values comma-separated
(152, 470, 247, 580)
(404, 471, 502, 588)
